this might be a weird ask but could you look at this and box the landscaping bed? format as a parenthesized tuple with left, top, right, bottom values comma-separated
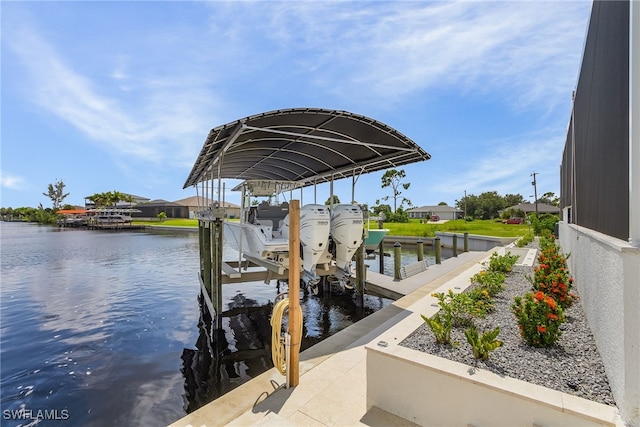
(399, 241, 616, 407)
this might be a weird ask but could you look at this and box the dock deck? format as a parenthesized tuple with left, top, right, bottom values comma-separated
(364, 246, 536, 300)
(364, 250, 489, 300)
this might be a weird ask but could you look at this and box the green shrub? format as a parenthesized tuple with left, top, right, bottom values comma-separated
(516, 231, 534, 247)
(470, 270, 506, 296)
(485, 252, 519, 273)
(528, 213, 559, 236)
(530, 236, 576, 308)
(465, 326, 503, 360)
(466, 287, 494, 316)
(421, 312, 456, 347)
(512, 291, 565, 347)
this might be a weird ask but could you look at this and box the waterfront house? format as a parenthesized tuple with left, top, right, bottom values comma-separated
(173, 196, 241, 219)
(406, 204, 462, 220)
(499, 202, 560, 217)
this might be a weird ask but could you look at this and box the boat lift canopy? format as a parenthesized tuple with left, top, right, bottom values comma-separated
(183, 108, 431, 189)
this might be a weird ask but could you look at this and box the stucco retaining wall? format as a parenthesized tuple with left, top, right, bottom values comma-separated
(559, 222, 640, 426)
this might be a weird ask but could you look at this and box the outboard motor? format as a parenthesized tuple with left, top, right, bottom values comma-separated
(330, 204, 364, 283)
(281, 204, 331, 286)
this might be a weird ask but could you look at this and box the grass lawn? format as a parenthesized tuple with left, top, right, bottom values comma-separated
(134, 218, 200, 227)
(375, 219, 530, 238)
(136, 218, 529, 238)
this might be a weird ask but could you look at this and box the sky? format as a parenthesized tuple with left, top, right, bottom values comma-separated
(1, 1, 593, 210)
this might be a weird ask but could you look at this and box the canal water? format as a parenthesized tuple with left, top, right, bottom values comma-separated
(0, 222, 432, 426)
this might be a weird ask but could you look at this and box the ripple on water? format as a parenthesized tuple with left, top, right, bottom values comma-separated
(0, 223, 395, 425)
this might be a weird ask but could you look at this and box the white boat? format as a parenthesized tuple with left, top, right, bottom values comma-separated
(222, 180, 365, 292)
(86, 208, 139, 227)
(364, 228, 389, 252)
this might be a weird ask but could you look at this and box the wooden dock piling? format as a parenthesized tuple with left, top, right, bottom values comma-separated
(287, 200, 302, 387)
(452, 234, 458, 257)
(377, 240, 384, 274)
(198, 213, 224, 329)
(355, 242, 365, 308)
(435, 237, 442, 264)
(393, 242, 402, 280)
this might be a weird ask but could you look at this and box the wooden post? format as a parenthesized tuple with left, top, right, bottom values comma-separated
(393, 242, 402, 280)
(212, 218, 223, 325)
(452, 234, 458, 257)
(416, 239, 424, 261)
(198, 220, 204, 277)
(435, 237, 442, 264)
(378, 240, 384, 274)
(464, 232, 469, 252)
(355, 241, 365, 308)
(202, 221, 212, 294)
(287, 200, 302, 387)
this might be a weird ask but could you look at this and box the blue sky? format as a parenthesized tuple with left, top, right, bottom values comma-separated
(1, 1, 592, 210)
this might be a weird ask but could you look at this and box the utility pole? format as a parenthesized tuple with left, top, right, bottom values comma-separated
(464, 190, 467, 219)
(531, 172, 539, 215)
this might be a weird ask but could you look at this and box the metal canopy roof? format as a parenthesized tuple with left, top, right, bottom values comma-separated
(183, 108, 431, 189)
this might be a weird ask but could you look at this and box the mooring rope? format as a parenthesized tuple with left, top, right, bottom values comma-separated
(270, 298, 290, 375)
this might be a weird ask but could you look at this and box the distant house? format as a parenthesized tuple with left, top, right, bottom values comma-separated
(84, 193, 150, 209)
(499, 203, 560, 216)
(173, 196, 241, 219)
(406, 205, 462, 220)
(132, 199, 189, 219)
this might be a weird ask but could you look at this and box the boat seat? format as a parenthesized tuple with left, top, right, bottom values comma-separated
(256, 219, 273, 228)
(255, 204, 289, 231)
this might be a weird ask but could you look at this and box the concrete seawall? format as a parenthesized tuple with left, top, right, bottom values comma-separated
(383, 232, 517, 250)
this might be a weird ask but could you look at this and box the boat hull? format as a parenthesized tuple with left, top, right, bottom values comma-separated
(223, 222, 289, 263)
(364, 229, 389, 252)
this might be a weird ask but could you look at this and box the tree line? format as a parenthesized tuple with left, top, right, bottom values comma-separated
(368, 169, 559, 223)
(455, 191, 559, 221)
(1, 179, 137, 224)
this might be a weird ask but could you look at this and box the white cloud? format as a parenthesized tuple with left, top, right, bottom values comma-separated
(1, 173, 26, 190)
(3, 0, 588, 205)
(4, 17, 216, 168)
(202, 1, 590, 111)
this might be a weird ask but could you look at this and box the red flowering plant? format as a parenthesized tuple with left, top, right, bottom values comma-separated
(512, 290, 565, 347)
(530, 237, 576, 308)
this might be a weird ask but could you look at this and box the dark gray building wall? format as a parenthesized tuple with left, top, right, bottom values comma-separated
(131, 205, 189, 219)
(561, 0, 630, 241)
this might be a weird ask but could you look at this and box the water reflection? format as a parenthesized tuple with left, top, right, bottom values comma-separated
(180, 281, 389, 413)
(0, 223, 408, 425)
(181, 295, 273, 412)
